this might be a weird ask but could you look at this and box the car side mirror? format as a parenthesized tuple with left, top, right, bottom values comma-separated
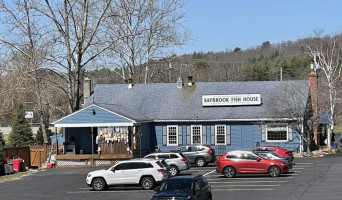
(256, 157, 261, 162)
(111, 167, 115, 172)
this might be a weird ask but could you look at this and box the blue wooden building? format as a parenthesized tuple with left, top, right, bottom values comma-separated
(53, 78, 310, 166)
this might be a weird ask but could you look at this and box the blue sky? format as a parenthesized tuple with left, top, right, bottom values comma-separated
(179, 0, 342, 54)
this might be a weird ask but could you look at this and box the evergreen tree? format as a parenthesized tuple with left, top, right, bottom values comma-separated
(35, 120, 53, 145)
(8, 101, 34, 147)
(0, 131, 5, 161)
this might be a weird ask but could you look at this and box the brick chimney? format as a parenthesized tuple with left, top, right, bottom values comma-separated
(83, 78, 92, 104)
(308, 70, 319, 148)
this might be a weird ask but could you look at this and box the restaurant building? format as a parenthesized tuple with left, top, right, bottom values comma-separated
(52, 76, 312, 167)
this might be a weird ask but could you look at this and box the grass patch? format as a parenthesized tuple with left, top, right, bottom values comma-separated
(0, 171, 31, 183)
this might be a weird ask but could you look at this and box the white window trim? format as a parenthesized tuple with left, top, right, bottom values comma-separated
(167, 125, 178, 146)
(215, 124, 226, 145)
(191, 125, 202, 144)
(265, 125, 289, 142)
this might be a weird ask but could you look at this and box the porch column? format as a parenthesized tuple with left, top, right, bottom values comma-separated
(91, 127, 94, 155)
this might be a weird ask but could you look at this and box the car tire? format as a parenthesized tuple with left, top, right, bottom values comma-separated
(223, 166, 236, 178)
(196, 158, 206, 167)
(141, 176, 155, 190)
(169, 165, 179, 176)
(268, 166, 281, 177)
(92, 178, 107, 191)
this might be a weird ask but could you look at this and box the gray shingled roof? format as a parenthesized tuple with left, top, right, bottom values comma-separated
(84, 80, 309, 122)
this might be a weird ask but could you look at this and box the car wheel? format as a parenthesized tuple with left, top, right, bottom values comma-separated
(141, 177, 155, 190)
(223, 166, 236, 178)
(196, 158, 206, 167)
(92, 178, 107, 191)
(169, 165, 179, 176)
(268, 166, 281, 177)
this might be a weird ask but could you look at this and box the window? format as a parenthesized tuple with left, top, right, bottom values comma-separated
(266, 125, 288, 142)
(191, 125, 202, 144)
(215, 125, 226, 145)
(167, 126, 178, 146)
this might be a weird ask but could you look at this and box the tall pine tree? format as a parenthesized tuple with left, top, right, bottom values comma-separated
(8, 101, 34, 147)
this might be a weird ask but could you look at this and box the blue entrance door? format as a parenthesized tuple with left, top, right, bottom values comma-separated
(241, 126, 254, 150)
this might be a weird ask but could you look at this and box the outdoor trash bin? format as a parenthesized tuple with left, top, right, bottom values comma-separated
(4, 164, 13, 174)
(333, 143, 338, 148)
(12, 158, 23, 172)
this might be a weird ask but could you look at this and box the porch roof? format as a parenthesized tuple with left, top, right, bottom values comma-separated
(52, 104, 149, 127)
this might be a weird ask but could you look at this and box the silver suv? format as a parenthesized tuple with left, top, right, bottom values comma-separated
(171, 145, 216, 167)
(86, 159, 168, 191)
(144, 152, 190, 176)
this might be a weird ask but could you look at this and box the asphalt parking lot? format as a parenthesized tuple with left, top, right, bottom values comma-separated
(1, 154, 342, 200)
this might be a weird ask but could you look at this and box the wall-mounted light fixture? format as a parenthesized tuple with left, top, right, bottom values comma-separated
(92, 109, 96, 115)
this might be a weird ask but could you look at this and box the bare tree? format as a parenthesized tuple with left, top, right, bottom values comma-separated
(305, 33, 342, 148)
(266, 81, 312, 153)
(37, 0, 113, 113)
(104, 0, 189, 83)
(0, 0, 52, 143)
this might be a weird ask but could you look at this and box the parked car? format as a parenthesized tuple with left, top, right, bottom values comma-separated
(254, 151, 293, 169)
(144, 152, 190, 176)
(150, 175, 212, 200)
(170, 145, 216, 167)
(86, 158, 169, 191)
(216, 150, 289, 178)
(251, 145, 294, 161)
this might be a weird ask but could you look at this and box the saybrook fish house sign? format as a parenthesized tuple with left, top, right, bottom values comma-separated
(202, 94, 261, 106)
(52, 76, 313, 167)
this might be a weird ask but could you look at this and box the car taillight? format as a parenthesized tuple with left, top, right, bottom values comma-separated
(157, 169, 164, 172)
(207, 148, 212, 154)
(286, 151, 292, 155)
(180, 158, 187, 162)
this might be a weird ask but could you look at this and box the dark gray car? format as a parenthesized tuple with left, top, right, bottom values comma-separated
(170, 145, 216, 167)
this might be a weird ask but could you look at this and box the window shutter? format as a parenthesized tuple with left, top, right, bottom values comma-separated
(226, 125, 231, 145)
(261, 125, 266, 142)
(202, 125, 206, 144)
(288, 127, 293, 142)
(178, 126, 182, 145)
(187, 126, 191, 145)
(162, 126, 167, 146)
(211, 125, 215, 145)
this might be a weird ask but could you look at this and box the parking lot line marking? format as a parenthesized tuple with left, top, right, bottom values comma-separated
(207, 180, 287, 183)
(203, 170, 216, 176)
(291, 171, 301, 173)
(212, 184, 281, 187)
(294, 163, 313, 165)
(211, 188, 274, 191)
(292, 167, 305, 169)
(67, 190, 153, 194)
(79, 188, 91, 190)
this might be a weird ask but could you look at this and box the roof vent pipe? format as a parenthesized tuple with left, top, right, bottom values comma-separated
(176, 77, 183, 88)
(128, 78, 133, 89)
(187, 76, 193, 86)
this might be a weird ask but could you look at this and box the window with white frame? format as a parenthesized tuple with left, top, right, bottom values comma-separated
(215, 125, 226, 145)
(167, 126, 178, 146)
(191, 125, 202, 144)
(266, 125, 288, 142)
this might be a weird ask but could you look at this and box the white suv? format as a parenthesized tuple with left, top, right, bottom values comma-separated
(144, 152, 190, 176)
(86, 159, 168, 191)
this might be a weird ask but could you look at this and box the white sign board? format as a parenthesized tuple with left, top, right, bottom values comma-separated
(202, 94, 261, 106)
(25, 111, 34, 119)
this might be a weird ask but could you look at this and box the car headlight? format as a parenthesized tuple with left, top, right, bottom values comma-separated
(87, 173, 92, 177)
(280, 163, 288, 166)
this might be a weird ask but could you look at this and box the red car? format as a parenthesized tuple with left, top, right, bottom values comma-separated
(216, 150, 289, 178)
(251, 146, 294, 161)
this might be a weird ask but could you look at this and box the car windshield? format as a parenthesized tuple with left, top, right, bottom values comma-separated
(160, 179, 193, 192)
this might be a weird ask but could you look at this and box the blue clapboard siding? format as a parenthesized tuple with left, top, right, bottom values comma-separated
(65, 127, 92, 154)
(153, 122, 300, 154)
(56, 106, 132, 124)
